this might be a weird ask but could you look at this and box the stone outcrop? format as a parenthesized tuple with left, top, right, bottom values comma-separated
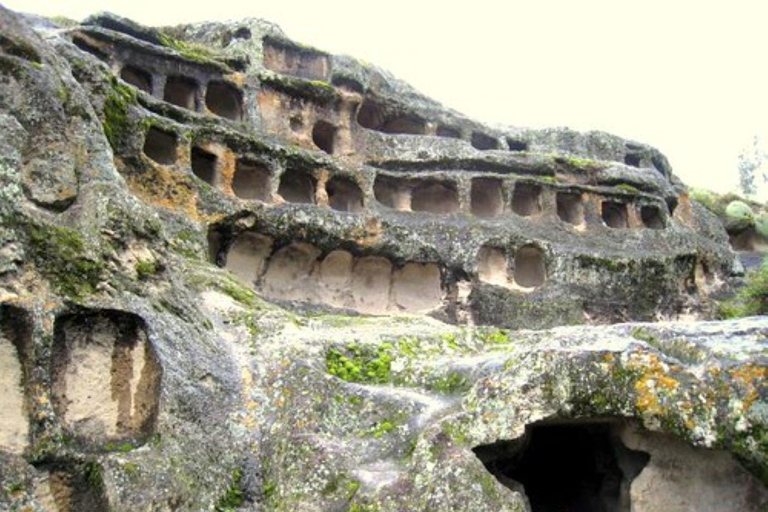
(0, 7, 764, 512)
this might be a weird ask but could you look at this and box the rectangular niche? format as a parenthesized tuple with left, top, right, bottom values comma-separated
(602, 201, 629, 228)
(556, 192, 585, 226)
(640, 205, 665, 229)
(205, 80, 243, 121)
(51, 310, 161, 445)
(373, 175, 410, 211)
(120, 64, 152, 94)
(262, 38, 330, 81)
(143, 127, 178, 165)
(163, 75, 197, 110)
(357, 99, 427, 135)
(233, 158, 270, 201)
(512, 182, 542, 217)
(471, 178, 504, 218)
(191, 146, 219, 185)
(0, 305, 31, 455)
(471, 131, 500, 150)
(411, 179, 459, 214)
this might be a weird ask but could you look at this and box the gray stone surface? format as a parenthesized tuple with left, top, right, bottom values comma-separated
(0, 5, 764, 512)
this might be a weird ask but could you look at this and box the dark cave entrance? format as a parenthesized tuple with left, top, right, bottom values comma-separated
(473, 420, 649, 512)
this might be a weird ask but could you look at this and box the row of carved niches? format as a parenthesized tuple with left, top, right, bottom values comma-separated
(140, 126, 672, 227)
(216, 231, 550, 315)
(0, 306, 161, 456)
(71, 32, 243, 121)
(258, 67, 670, 179)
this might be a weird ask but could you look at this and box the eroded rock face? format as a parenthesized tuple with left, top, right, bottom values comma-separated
(0, 6, 764, 512)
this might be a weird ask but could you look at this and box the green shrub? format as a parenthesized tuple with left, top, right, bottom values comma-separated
(718, 260, 768, 318)
(755, 212, 768, 239)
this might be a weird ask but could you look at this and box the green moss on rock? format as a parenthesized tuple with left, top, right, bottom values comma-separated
(103, 78, 137, 150)
(26, 223, 105, 299)
(326, 343, 393, 384)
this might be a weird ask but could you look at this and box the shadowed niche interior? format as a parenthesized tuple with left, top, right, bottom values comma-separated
(471, 178, 504, 218)
(205, 80, 242, 120)
(357, 99, 427, 135)
(163, 75, 197, 110)
(437, 125, 461, 138)
(557, 192, 585, 225)
(262, 38, 329, 80)
(514, 245, 545, 288)
(312, 120, 337, 154)
(278, 168, 315, 204)
(233, 158, 270, 201)
(190, 146, 218, 185)
(411, 180, 459, 214)
(512, 182, 542, 217)
(473, 420, 650, 512)
(326, 176, 364, 212)
(640, 205, 665, 229)
(120, 65, 152, 93)
(374, 175, 410, 210)
(507, 138, 529, 151)
(602, 201, 629, 228)
(471, 131, 500, 150)
(143, 127, 178, 165)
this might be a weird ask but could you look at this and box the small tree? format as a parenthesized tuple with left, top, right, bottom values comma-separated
(737, 135, 767, 197)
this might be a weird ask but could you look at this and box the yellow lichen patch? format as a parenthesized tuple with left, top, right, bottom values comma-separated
(354, 217, 382, 247)
(728, 364, 768, 410)
(629, 353, 680, 416)
(225, 72, 246, 88)
(217, 149, 237, 197)
(125, 162, 200, 219)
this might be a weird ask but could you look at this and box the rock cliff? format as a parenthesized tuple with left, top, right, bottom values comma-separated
(0, 7, 765, 512)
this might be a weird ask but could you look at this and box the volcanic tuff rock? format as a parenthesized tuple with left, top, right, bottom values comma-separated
(0, 6, 765, 512)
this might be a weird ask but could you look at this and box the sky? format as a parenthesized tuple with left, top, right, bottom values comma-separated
(4, 0, 768, 197)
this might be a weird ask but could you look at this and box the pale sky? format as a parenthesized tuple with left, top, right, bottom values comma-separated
(5, 0, 768, 197)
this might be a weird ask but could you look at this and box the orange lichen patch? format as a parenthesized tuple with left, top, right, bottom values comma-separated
(628, 353, 680, 416)
(674, 194, 694, 227)
(225, 72, 246, 88)
(353, 217, 382, 246)
(125, 162, 199, 219)
(728, 364, 768, 409)
(217, 149, 237, 196)
(315, 169, 330, 206)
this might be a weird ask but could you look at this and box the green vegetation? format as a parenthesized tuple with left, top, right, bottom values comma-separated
(428, 372, 469, 395)
(221, 278, 256, 306)
(614, 183, 640, 194)
(555, 155, 604, 172)
(718, 260, 768, 318)
(260, 73, 339, 105)
(158, 32, 225, 66)
(103, 78, 137, 150)
(689, 188, 759, 218)
(630, 326, 658, 345)
(370, 420, 395, 439)
(215, 469, 244, 512)
(326, 343, 393, 384)
(26, 223, 104, 299)
(480, 329, 511, 345)
(83, 461, 103, 488)
(135, 259, 160, 279)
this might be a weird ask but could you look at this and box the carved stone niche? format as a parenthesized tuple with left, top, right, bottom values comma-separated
(51, 310, 161, 446)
